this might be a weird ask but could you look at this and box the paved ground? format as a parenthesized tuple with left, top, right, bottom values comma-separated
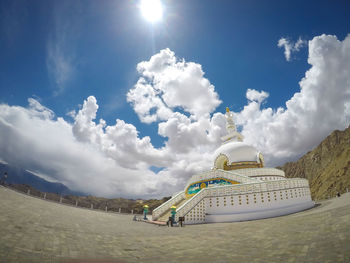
(0, 186, 350, 263)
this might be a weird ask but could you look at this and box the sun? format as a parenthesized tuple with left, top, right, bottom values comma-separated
(140, 0, 163, 23)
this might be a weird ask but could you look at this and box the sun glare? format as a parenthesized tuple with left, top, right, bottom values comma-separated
(140, 0, 163, 23)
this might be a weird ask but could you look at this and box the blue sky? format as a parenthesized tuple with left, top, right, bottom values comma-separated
(0, 0, 350, 197)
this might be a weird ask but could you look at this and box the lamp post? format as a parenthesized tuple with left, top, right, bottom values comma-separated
(143, 205, 149, 220)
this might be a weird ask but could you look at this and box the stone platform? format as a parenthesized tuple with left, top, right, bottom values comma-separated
(0, 186, 349, 263)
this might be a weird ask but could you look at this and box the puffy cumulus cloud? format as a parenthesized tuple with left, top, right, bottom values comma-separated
(124, 49, 226, 186)
(72, 96, 173, 170)
(278, 37, 306, 61)
(0, 99, 176, 198)
(72, 96, 104, 144)
(158, 112, 225, 155)
(127, 48, 221, 123)
(126, 79, 172, 123)
(237, 34, 350, 166)
(123, 48, 226, 188)
(246, 89, 269, 104)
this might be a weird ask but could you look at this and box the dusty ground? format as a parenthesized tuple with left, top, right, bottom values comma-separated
(0, 186, 349, 263)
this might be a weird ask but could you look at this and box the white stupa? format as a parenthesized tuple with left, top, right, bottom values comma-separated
(153, 108, 314, 224)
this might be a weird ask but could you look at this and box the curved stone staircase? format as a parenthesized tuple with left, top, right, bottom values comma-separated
(157, 197, 188, 222)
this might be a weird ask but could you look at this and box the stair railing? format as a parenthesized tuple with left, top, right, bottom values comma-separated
(152, 190, 185, 221)
(175, 187, 208, 223)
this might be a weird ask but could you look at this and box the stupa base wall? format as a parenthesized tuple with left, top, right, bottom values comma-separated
(204, 200, 314, 223)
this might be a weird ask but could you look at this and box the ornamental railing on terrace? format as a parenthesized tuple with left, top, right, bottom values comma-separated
(233, 167, 285, 177)
(184, 169, 259, 190)
(175, 178, 310, 221)
(152, 190, 185, 220)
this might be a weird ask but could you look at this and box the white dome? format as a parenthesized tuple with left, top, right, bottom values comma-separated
(214, 141, 260, 167)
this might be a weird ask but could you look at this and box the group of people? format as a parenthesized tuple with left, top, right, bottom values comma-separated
(167, 216, 184, 227)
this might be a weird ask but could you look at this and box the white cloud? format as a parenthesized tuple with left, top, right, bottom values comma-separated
(46, 41, 75, 94)
(126, 78, 173, 123)
(246, 89, 269, 104)
(294, 38, 305, 50)
(72, 96, 175, 170)
(66, 109, 76, 119)
(238, 34, 350, 166)
(127, 48, 221, 123)
(28, 98, 55, 120)
(278, 37, 306, 61)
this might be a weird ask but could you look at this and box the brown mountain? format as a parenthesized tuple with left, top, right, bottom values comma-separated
(278, 125, 350, 200)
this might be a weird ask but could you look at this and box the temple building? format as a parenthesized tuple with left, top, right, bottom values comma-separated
(152, 108, 314, 224)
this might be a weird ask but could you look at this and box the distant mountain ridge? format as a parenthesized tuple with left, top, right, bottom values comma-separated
(278, 125, 350, 200)
(0, 163, 77, 195)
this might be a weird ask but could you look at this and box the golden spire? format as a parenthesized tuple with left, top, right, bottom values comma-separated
(226, 107, 230, 113)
